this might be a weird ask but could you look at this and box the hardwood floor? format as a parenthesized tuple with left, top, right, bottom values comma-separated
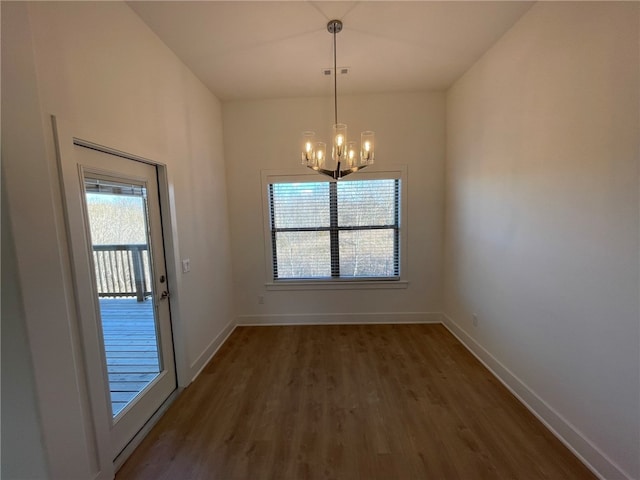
(116, 324, 595, 480)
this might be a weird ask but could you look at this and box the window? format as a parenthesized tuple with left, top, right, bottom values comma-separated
(267, 178, 400, 281)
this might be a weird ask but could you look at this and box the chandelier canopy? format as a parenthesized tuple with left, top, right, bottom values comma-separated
(301, 20, 375, 180)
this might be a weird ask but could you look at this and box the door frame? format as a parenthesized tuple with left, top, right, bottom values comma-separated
(52, 116, 187, 478)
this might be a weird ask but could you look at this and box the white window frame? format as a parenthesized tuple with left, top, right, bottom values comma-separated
(261, 167, 409, 290)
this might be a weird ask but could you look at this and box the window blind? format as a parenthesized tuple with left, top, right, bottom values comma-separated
(84, 177, 146, 197)
(269, 179, 400, 280)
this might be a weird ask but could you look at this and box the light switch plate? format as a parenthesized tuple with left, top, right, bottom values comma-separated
(182, 258, 191, 273)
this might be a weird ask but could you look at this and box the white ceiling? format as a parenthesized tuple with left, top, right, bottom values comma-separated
(129, 1, 534, 101)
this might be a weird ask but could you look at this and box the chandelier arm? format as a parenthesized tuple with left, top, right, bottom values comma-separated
(340, 164, 368, 177)
(305, 164, 369, 180)
(306, 165, 338, 178)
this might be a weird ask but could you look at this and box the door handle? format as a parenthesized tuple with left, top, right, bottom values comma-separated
(160, 290, 170, 300)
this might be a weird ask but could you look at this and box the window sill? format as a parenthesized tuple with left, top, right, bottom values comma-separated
(265, 280, 409, 291)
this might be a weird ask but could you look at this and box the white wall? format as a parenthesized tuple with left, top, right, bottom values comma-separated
(1, 2, 234, 478)
(444, 3, 639, 479)
(223, 92, 445, 324)
(1, 176, 49, 479)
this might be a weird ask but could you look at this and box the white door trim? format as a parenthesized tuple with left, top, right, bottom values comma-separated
(52, 116, 187, 478)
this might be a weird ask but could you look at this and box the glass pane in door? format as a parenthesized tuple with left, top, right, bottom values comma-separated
(84, 177, 161, 417)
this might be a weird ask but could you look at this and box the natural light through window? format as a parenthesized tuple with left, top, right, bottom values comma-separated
(268, 179, 400, 280)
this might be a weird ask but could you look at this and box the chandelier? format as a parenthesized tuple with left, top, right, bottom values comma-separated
(301, 19, 375, 180)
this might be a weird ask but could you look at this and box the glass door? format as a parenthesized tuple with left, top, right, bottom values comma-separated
(75, 146, 176, 461)
(84, 178, 161, 417)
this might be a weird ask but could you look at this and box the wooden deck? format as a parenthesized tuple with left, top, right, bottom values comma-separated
(99, 297, 159, 416)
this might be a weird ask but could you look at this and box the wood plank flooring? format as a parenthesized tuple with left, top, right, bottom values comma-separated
(116, 324, 596, 480)
(100, 298, 160, 416)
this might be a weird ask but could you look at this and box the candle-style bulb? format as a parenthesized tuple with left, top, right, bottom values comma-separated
(360, 131, 375, 165)
(332, 124, 347, 163)
(315, 142, 327, 169)
(347, 141, 357, 168)
(301, 131, 316, 165)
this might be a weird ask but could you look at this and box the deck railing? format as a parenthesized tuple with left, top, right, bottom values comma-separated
(93, 244, 151, 302)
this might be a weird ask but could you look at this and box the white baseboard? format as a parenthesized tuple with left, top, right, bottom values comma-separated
(236, 311, 442, 326)
(189, 319, 237, 382)
(441, 314, 632, 480)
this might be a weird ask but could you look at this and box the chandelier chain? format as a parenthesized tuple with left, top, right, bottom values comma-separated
(333, 23, 338, 125)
